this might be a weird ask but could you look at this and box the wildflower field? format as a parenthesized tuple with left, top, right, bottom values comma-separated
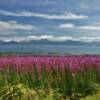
(0, 55, 100, 100)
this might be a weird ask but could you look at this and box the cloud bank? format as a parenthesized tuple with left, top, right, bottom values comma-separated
(1, 35, 100, 42)
(0, 10, 88, 20)
(58, 23, 75, 28)
(0, 21, 35, 31)
(78, 25, 100, 31)
(59, 23, 100, 31)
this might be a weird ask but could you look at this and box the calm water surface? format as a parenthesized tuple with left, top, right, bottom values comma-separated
(0, 44, 100, 55)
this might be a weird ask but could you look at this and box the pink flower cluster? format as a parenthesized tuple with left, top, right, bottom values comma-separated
(0, 56, 100, 73)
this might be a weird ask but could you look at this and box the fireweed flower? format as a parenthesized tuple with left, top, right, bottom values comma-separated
(0, 56, 100, 73)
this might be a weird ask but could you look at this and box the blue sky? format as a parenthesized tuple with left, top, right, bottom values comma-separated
(0, 0, 100, 42)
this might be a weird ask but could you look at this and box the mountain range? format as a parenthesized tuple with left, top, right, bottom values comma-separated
(0, 39, 99, 46)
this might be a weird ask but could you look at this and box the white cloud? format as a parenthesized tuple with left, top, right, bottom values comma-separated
(28, 35, 69, 42)
(28, 35, 100, 42)
(58, 23, 75, 28)
(0, 21, 35, 31)
(77, 25, 100, 31)
(1, 35, 100, 42)
(0, 10, 88, 20)
(58, 23, 100, 31)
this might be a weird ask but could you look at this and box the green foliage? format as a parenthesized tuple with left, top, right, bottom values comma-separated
(0, 64, 100, 99)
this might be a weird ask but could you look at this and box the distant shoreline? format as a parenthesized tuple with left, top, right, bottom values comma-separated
(0, 52, 100, 56)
